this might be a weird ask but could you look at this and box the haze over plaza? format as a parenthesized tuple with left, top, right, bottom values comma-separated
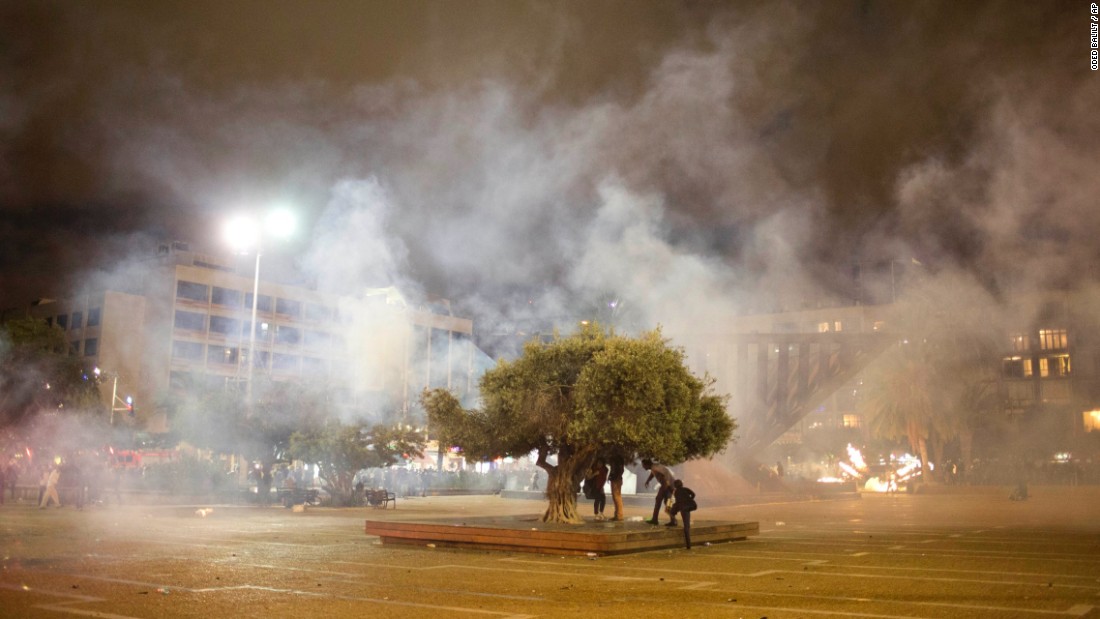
(1, 4, 1098, 493)
(1, 3, 1093, 334)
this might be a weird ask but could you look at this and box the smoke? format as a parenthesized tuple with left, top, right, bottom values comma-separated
(2, 2, 1096, 434)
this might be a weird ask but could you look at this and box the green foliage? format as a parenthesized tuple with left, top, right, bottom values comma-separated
(160, 382, 246, 456)
(0, 316, 102, 428)
(163, 375, 333, 466)
(422, 324, 734, 522)
(287, 421, 426, 506)
(137, 457, 234, 496)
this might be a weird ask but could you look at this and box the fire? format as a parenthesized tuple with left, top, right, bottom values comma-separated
(820, 444, 922, 492)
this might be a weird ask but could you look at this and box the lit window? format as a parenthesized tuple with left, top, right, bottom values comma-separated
(834, 321, 843, 332)
(817, 322, 830, 333)
(1042, 354, 1071, 377)
(1084, 410, 1100, 432)
(1039, 329, 1068, 350)
(1003, 356, 1033, 378)
(1011, 333, 1030, 352)
(872, 321, 885, 331)
(842, 414, 861, 428)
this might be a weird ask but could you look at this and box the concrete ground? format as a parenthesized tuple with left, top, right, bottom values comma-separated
(2, 486, 1100, 618)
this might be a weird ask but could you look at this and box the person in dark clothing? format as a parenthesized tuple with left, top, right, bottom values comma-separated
(608, 455, 625, 521)
(667, 480, 698, 549)
(585, 460, 609, 521)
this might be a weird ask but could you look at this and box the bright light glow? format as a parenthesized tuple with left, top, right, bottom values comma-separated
(224, 215, 260, 252)
(265, 208, 296, 239)
(847, 444, 867, 470)
(838, 461, 862, 479)
(1084, 410, 1100, 432)
(225, 208, 295, 253)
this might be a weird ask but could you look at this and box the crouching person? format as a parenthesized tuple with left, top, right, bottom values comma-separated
(668, 480, 698, 549)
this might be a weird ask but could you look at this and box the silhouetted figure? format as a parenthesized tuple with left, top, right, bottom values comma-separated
(609, 455, 625, 521)
(667, 480, 698, 549)
(584, 460, 609, 521)
(642, 459, 676, 526)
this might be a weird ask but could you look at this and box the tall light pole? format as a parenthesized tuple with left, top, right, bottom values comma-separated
(224, 209, 295, 414)
(93, 367, 132, 426)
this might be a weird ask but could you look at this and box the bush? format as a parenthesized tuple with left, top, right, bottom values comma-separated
(133, 458, 232, 496)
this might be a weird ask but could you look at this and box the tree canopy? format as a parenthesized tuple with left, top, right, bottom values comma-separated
(288, 421, 425, 505)
(1, 316, 101, 429)
(857, 272, 1005, 480)
(421, 325, 734, 523)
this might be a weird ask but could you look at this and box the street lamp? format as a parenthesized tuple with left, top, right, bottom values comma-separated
(93, 367, 132, 426)
(223, 209, 296, 412)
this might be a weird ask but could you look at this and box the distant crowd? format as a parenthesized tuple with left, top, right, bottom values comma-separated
(0, 454, 129, 509)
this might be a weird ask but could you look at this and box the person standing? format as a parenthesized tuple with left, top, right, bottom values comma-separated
(37, 466, 49, 506)
(667, 480, 698, 549)
(585, 460, 609, 521)
(68, 456, 85, 510)
(40, 465, 61, 508)
(641, 458, 676, 525)
(608, 455, 625, 521)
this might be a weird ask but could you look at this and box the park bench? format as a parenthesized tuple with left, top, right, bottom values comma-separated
(366, 488, 396, 509)
(278, 487, 321, 508)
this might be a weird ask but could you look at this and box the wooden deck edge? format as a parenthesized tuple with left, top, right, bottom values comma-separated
(364, 519, 759, 556)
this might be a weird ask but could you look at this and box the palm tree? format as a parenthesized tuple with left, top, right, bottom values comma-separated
(859, 344, 937, 472)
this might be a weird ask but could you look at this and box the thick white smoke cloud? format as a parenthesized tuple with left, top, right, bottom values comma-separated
(3, 2, 1095, 366)
(304, 178, 411, 296)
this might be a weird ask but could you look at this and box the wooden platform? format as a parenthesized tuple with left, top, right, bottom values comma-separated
(364, 515, 759, 556)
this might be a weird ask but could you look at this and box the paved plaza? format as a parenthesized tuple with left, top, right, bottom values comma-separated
(2, 487, 1100, 618)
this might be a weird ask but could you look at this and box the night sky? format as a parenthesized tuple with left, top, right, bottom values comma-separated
(1, 1, 1095, 334)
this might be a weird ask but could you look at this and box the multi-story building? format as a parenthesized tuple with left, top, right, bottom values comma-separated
(17, 242, 487, 430)
(693, 292, 1100, 462)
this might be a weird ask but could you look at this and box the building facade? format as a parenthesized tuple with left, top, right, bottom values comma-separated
(696, 293, 1100, 462)
(20, 244, 483, 430)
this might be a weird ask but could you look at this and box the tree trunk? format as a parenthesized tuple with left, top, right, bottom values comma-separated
(539, 455, 589, 524)
(958, 429, 973, 483)
(929, 436, 943, 483)
(917, 436, 930, 484)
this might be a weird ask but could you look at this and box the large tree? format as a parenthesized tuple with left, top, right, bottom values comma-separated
(288, 421, 425, 505)
(1, 316, 101, 428)
(421, 325, 734, 523)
